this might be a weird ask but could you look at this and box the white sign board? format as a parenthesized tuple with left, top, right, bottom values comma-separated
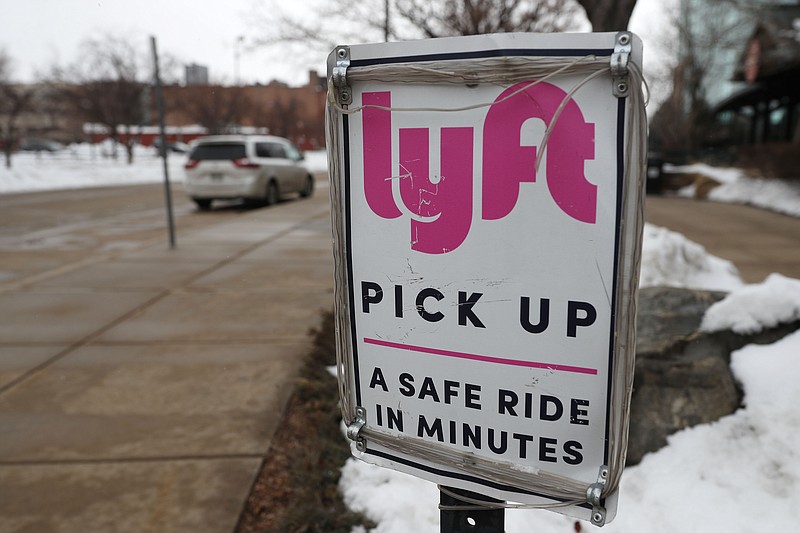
(327, 32, 645, 525)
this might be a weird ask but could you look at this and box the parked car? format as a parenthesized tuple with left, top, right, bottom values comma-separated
(20, 138, 63, 152)
(154, 139, 190, 155)
(183, 135, 314, 210)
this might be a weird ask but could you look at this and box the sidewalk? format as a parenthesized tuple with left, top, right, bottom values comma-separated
(0, 192, 334, 532)
(646, 195, 800, 283)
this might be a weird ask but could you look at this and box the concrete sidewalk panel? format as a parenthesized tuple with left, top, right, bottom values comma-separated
(0, 291, 160, 343)
(96, 289, 329, 343)
(237, 238, 333, 263)
(182, 220, 301, 243)
(0, 342, 306, 461)
(191, 260, 334, 290)
(37, 262, 215, 290)
(120, 241, 248, 263)
(0, 458, 259, 533)
(0, 346, 68, 389)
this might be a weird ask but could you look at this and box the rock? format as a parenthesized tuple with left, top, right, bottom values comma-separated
(636, 287, 727, 354)
(626, 287, 800, 466)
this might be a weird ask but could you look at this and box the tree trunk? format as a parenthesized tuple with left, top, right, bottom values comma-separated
(577, 0, 638, 31)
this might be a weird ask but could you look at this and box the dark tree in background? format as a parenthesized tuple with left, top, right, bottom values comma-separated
(171, 85, 254, 134)
(648, 0, 788, 158)
(393, 0, 586, 37)
(252, 0, 596, 56)
(251, 0, 638, 87)
(0, 50, 35, 169)
(253, 0, 638, 47)
(576, 0, 638, 31)
(51, 36, 146, 164)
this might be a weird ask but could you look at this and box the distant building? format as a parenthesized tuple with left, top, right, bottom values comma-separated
(185, 64, 209, 86)
(714, 3, 800, 145)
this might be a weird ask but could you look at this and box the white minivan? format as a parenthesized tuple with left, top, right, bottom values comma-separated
(183, 135, 314, 210)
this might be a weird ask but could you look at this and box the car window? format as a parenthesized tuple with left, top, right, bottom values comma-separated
(190, 143, 246, 160)
(255, 142, 286, 158)
(255, 143, 271, 158)
(269, 143, 287, 158)
(285, 144, 302, 161)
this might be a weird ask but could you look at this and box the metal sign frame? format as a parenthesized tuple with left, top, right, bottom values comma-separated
(326, 32, 645, 525)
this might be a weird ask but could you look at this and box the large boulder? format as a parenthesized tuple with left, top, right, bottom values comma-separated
(627, 287, 799, 465)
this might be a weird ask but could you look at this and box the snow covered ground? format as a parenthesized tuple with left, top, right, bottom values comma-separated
(337, 168, 800, 531)
(0, 142, 330, 195)
(2, 144, 798, 532)
(341, 272, 800, 533)
(667, 162, 800, 218)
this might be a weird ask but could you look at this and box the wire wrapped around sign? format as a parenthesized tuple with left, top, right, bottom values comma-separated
(326, 46, 648, 512)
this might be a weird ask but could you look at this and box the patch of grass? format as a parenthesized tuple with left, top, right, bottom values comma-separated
(236, 311, 374, 533)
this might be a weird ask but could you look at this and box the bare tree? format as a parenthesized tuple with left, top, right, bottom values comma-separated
(250, 0, 646, 89)
(171, 85, 253, 134)
(52, 36, 146, 164)
(269, 96, 300, 138)
(394, 0, 585, 37)
(575, 0, 637, 32)
(0, 50, 36, 169)
(251, 0, 589, 64)
(650, 0, 763, 156)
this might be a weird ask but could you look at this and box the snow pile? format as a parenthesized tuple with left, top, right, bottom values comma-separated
(667, 163, 800, 218)
(303, 149, 328, 173)
(339, 237, 800, 533)
(666, 162, 744, 185)
(600, 329, 800, 533)
(639, 223, 744, 291)
(709, 177, 800, 218)
(701, 273, 800, 334)
(340, 330, 800, 533)
(341, 458, 440, 533)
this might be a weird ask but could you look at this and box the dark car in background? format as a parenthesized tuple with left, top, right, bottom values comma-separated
(20, 138, 63, 152)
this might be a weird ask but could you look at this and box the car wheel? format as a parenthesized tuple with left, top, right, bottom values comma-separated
(265, 181, 279, 206)
(300, 175, 314, 198)
(193, 198, 212, 210)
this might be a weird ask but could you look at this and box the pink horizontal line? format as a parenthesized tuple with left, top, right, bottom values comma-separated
(363, 337, 597, 375)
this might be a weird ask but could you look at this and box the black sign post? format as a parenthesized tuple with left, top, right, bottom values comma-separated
(150, 35, 176, 249)
(440, 487, 505, 533)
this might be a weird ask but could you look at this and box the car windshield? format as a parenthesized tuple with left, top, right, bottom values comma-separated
(190, 143, 246, 160)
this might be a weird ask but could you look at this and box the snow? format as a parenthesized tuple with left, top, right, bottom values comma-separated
(336, 174, 800, 531)
(639, 223, 744, 291)
(2, 144, 799, 532)
(701, 273, 800, 334)
(666, 163, 800, 218)
(341, 309, 800, 533)
(0, 142, 329, 195)
(0, 143, 187, 194)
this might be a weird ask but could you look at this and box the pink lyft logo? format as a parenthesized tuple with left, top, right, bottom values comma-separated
(361, 82, 597, 254)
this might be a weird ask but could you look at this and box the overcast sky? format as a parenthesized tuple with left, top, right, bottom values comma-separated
(1, 0, 673, 91)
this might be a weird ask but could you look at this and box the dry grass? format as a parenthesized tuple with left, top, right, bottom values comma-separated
(236, 312, 374, 533)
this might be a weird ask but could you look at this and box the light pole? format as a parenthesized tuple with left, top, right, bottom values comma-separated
(234, 35, 244, 85)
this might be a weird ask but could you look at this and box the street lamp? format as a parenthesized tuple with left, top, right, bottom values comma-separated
(234, 35, 244, 85)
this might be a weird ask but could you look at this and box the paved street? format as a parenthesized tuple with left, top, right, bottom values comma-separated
(0, 181, 333, 532)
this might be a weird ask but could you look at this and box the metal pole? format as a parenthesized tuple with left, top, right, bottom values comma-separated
(439, 486, 505, 533)
(384, 0, 390, 42)
(150, 36, 176, 249)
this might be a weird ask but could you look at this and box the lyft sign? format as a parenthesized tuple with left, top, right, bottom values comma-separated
(362, 81, 597, 254)
(327, 32, 644, 525)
